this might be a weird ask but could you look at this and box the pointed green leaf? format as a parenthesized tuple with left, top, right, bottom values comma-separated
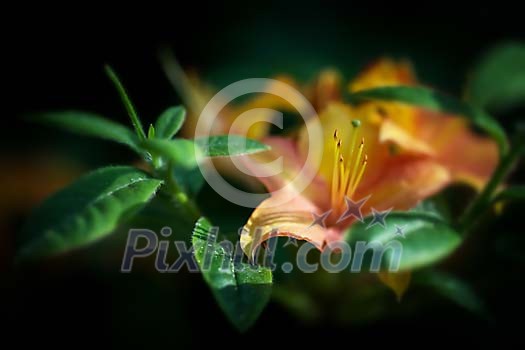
(105, 65, 146, 141)
(192, 217, 272, 332)
(346, 212, 462, 271)
(468, 42, 525, 111)
(195, 135, 270, 157)
(148, 124, 155, 139)
(154, 106, 186, 139)
(347, 86, 508, 155)
(34, 111, 140, 152)
(17, 166, 162, 261)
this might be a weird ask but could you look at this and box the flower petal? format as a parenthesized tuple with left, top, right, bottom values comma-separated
(296, 102, 452, 213)
(242, 137, 330, 208)
(379, 118, 435, 156)
(240, 190, 331, 259)
(304, 69, 343, 111)
(227, 75, 304, 139)
(349, 58, 417, 92)
(414, 110, 499, 190)
(356, 157, 451, 211)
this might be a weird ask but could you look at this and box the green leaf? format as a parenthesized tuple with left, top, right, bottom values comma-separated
(192, 217, 272, 332)
(17, 166, 162, 261)
(346, 212, 462, 271)
(468, 42, 525, 111)
(195, 135, 270, 157)
(142, 138, 201, 169)
(414, 270, 486, 317)
(494, 185, 525, 202)
(154, 106, 186, 139)
(148, 124, 155, 139)
(347, 86, 508, 155)
(35, 111, 140, 152)
(105, 65, 147, 141)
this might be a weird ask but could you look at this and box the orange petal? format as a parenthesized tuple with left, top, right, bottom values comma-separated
(379, 118, 435, 156)
(243, 137, 305, 192)
(168, 65, 302, 140)
(243, 137, 330, 209)
(240, 189, 332, 259)
(414, 110, 499, 190)
(357, 157, 451, 211)
(349, 58, 417, 93)
(226, 75, 305, 139)
(233, 75, 302, 112)
(304, 69, 343, 111)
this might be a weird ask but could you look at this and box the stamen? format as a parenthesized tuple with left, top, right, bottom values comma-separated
(329, 120, 368, 211)
(349, 154, 367, 197)
(339, 155, 345, 192)
(348, 121, 359, 167)
(341, 120, 360, 196)
(330, 129, 340, 210)
(348, 138, 364, 194)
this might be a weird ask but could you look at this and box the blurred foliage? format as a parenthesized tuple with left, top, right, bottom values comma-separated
(467, 42, 525, 112)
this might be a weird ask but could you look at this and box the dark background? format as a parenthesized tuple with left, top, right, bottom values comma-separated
(5, 3, 525, 346)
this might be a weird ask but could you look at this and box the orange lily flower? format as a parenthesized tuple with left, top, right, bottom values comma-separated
(240, 59, 499, 257)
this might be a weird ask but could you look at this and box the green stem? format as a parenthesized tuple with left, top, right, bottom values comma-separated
(458, 135, 524, 233)
(162, 161, 201, 221)
(105, 65, 147, 141)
